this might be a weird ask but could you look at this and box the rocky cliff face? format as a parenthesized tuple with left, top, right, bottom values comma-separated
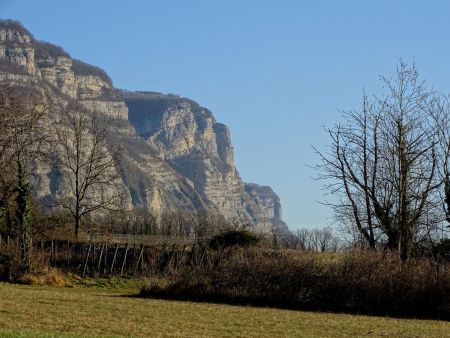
(245, 183, 290, 236)
(124, 91, 273, 231)
(0, 20, 290, 236)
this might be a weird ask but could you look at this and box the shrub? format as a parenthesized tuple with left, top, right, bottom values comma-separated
(19, 267, 68, 287)
(0, 20, 32, 38)
(140, 248, 450, 320)
(34, 41, 69, 60)
(71, 59, 112, 85)
(208, 229, 260, 249)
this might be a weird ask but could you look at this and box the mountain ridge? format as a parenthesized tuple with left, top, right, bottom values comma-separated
(0, 19, 290, 236)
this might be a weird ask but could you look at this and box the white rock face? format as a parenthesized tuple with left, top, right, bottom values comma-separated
(80, 100, 128, 119)
(40, 59, 77, 97)
(125, 92, 288, 233)
(0, 27, 31, 43)
(245, 183, 290, 236)
(0, 20, 290, 236)
(76, 75, 112, 99)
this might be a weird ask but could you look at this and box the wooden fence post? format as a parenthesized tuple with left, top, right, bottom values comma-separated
(141, 246, 145, 271)
(92, 242, 96, 265)
(97, 243, 105, 271)
(104, 243, 108, 273)
(82, 242, 92, 277)
(133, 244, 145, 275)
(110, 244, 119, 277)
(120, 244, 129, 276)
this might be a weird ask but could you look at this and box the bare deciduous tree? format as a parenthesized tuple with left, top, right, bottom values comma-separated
(286, 227, 340, 252)
(53, 101, 125, 239)
(315, 62, 449, 259)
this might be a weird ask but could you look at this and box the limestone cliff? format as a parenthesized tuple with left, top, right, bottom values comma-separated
(124, 91, 271, 231)
(245, 183, 290, 236)
(0, 20, 290, 236)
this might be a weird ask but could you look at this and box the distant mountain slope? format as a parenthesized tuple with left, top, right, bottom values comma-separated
(0, 19, 290, 236)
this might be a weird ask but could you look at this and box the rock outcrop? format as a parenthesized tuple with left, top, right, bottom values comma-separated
(0, 19, 290, 236)
(245, 183, 290, 236)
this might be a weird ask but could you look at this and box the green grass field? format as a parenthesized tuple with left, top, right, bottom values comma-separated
(0, 282, 449, 337)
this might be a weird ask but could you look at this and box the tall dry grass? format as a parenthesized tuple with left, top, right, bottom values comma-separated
(141, 247, 450, 319)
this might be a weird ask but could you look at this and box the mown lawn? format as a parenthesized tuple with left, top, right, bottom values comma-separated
(0, 282, 448, 337)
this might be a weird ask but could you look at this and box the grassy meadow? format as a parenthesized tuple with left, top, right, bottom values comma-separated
(0, 282, 449, 338)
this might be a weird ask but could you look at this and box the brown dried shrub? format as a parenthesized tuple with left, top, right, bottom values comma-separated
(141, 247, 450, 319)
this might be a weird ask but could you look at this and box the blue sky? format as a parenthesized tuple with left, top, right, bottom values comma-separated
(2, 1, 450, 230)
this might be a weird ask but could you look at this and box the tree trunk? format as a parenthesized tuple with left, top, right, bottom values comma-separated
(74, 209, 80, 241)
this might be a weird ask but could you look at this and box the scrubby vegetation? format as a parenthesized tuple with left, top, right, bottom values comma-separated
(34, 41, 70, 60)
(71, 59, 112, 85)
(19, 266, 68, 287)
(140, 247, 450, 320)
(208, 229, 260, 249)
(0, 20, 32, 38)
